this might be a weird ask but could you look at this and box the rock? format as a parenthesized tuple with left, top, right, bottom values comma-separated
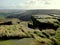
(0, 18, 20, 25)
(49, 14, 60, 21)
(31, 15, 53, 19)
(31, 14, 59, 30)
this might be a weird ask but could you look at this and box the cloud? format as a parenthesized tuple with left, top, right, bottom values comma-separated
(0, 0, 60, 9)
(18, 0, 51, 9)
(22, 0, 60, 9)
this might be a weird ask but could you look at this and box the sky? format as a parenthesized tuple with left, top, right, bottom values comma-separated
(0, 0, 60, 9)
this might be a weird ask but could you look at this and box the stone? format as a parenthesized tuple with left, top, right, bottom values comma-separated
(31, 14, 59, 30)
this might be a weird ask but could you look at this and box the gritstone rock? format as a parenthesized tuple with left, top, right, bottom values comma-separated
(31, 14, 59, 30)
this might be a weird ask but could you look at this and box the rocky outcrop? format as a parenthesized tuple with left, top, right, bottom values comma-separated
(0, 18, 20, 25)
(31, 14, 60, 30)
(49, 14, 60, 21)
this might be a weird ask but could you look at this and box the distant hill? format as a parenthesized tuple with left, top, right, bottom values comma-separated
(0, 9, 26, 17)
(6, 9, 60, 21)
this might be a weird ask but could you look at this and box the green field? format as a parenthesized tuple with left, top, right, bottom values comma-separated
(0, 38, 34, 45)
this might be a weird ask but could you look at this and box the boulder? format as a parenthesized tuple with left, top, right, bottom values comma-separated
(31, 14, 59, 30)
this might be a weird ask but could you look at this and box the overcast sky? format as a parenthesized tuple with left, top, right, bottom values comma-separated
(0, 0, 60, 9)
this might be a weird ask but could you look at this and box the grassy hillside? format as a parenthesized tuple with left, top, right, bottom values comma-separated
(0, 10, 60, 45)
(0, 20, 59, 45)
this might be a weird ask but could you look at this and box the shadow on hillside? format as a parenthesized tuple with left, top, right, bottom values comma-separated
(0, 36, 29, 41)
